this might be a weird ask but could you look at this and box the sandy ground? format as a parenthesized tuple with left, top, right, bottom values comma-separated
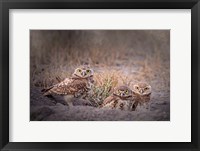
(30, 86, 170, 121)
(30, 30, 170, 121)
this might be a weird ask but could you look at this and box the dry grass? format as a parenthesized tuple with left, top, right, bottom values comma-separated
(30, 30, 170, 105)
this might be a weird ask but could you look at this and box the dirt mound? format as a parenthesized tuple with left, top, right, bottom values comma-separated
(30, 87, 170, 121)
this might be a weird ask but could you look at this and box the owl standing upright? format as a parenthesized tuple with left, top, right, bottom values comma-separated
(42, 65, 94, 106)
(101, 86, 134, 111)
(131, 82, 152, 111)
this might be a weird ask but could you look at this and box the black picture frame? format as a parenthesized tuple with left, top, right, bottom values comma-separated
(0, 0, 199, 151)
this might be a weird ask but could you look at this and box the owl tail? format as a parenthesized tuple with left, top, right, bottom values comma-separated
(41, 86, 54, 96)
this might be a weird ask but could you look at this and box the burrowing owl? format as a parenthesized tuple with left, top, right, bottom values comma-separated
(42, 65, 94, 106)
(101, 86, 134, 111)
(131, 82, 152, 111)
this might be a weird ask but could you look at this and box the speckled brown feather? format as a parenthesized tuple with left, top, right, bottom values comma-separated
(100, 95, 120, 107)
(101, 95, 134, 111)
(132, 92, 151, 111)
(42, 78, 89, 96)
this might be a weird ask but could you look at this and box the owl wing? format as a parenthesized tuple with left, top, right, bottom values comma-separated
(131, 93, 151, 111)
(42, 78, 87, 96)
(101, 95, 119, 107)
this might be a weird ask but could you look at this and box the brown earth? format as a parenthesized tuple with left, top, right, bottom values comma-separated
(30, 30, 170, 121)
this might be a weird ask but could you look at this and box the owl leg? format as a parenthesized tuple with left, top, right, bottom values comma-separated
(147, 103, 151, 111)
(64, 95, 74, 107)
(74, 91, 82, 98)
(144, 103, 150, 111)
(136, 103, 142, 111)
(82, 92, 92, 101)
(80, 93, 87, 99)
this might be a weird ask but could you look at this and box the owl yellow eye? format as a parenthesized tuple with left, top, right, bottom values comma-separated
(86, 70, 90, 73)
(144, 87, 148, 90)
(125, 90, 128, 94)
(78, 69, 82, 72)
(135, 86, 139, 90)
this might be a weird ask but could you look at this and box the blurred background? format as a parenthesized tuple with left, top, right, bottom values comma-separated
(30, 30, 170, 121)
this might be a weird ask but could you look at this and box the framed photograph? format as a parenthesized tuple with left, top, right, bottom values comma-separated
(0, 0, 199, 151)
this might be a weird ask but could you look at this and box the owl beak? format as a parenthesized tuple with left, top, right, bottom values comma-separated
(81, 71, 86, 76)
(139, 90, 143, 94)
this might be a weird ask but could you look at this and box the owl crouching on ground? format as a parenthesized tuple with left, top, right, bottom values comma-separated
(42, 65, 94, 106)
(101, 86, 135, 111)
(131, 82, 152, 111)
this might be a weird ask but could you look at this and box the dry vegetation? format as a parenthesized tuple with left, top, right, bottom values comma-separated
(30, 30, 170, 107)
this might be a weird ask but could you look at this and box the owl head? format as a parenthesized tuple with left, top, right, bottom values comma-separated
(132, 82, 151, 96)
(113, 86, 133, 98)
(72, 65, 94, 79)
